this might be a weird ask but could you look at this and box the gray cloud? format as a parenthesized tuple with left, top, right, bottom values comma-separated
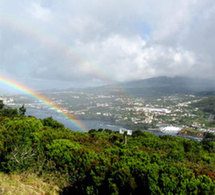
(0, 0, 215, 90)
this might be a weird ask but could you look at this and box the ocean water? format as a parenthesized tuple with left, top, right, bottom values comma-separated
(26, 108, 123, 132)
(26, 108, 202, 141)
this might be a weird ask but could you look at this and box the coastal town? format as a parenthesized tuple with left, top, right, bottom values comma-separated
(1, 90, 215, 138)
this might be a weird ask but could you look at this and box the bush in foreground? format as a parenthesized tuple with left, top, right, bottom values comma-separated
(0, 115, 214, 194)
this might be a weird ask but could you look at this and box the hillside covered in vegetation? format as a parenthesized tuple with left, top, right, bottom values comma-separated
(87, 77, 215, 97)
(0, 103, 214, 194)
(193, 97, 215, 114)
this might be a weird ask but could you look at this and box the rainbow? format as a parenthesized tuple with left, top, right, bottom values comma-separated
(0, 75, 87, 132)
(0, 14, 132, 128)
(0, 13, 132, 97)
(0, 13, 110, 81)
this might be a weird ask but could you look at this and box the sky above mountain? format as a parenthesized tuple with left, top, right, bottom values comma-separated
(0, 0, 215, 91)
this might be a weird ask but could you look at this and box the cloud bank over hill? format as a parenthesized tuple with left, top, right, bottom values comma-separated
(0, 0, 215, 89)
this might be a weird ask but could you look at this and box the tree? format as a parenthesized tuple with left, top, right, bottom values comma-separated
(0, 108, 18, 118)
(19, 104, 26, 116)
(42, 117, 64, 129)
(203, 132, 215, 141)
(0, 100, 4, 110)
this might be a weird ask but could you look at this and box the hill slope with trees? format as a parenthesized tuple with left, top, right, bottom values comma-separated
(85, 76, 215, 97)
(0, 103, 214, 194)
(192, 97, 215, 114)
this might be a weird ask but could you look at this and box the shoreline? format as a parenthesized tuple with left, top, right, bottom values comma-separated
(26, 107, 203, 141)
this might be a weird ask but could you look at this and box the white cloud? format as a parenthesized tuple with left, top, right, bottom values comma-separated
(0, 0, 214, 89)
(75, 34, 196, 81)
(29, 3, 52, 22)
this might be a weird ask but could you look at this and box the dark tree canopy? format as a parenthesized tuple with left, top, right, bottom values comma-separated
(0, 112, 214, 194)
(0, 100, 4, 110)
(19, 104, 26, 116)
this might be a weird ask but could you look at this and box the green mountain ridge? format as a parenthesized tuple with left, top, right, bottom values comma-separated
(85, 76, 215, 97)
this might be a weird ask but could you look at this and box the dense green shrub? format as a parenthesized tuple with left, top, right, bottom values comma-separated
(0, 108, 18, 118)
(0, 115, 214, 194)
(42, 117, 65, 129)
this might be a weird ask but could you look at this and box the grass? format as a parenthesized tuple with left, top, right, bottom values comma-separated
(0, 172, 59, 195)
(185, 128, 198, 133)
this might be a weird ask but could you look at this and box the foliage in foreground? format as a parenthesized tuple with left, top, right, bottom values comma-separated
(0, 107, 214, 194)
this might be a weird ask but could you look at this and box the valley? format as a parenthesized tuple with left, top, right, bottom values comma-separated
(2, 77, 215, 139)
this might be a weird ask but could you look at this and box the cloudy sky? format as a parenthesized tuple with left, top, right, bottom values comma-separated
(0, 0, 215, 91)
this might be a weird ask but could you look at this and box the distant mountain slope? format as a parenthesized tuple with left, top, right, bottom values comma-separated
(192, 96, 215, 114)
(86, 76, 215, 97)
